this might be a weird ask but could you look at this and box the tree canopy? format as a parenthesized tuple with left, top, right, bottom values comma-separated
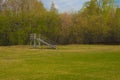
(0, 0, 120, 45)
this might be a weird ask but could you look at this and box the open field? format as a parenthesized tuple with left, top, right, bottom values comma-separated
(0, 45, 120, 80)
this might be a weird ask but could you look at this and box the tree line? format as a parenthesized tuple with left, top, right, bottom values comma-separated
(0, 0, 120, 45)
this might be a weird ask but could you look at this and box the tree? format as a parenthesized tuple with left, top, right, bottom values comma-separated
(39, 1, 60, 42)
(0, 0, 47, 45)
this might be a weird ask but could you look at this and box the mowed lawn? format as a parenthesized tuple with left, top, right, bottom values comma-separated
(0, 45, 120, 80)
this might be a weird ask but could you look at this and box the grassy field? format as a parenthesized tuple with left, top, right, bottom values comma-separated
(0, 45, 120, 80)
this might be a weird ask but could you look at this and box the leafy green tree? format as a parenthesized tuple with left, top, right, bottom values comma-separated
(41, 2, 60, 42)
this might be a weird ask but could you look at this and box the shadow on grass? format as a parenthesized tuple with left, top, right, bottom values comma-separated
(29, 47, 57, 50)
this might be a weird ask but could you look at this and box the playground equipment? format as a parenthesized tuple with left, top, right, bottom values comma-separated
(29, 33, 56, 49)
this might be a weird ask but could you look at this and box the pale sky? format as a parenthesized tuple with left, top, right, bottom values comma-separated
(41, 0, 90, 12)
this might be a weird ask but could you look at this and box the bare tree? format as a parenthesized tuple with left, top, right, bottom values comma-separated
(0, 0, 4, 11)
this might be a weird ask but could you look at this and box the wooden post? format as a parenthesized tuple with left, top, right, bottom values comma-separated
(33, 33, 36, 48)
(38, 34, 41, 46)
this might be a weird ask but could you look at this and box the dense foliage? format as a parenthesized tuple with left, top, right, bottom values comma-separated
(0, 0, 120, 45)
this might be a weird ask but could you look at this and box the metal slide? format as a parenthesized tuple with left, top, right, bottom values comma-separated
(39, 38, 56, 49)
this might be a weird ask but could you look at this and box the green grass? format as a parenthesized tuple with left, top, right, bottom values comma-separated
(0, 45, 120, 80)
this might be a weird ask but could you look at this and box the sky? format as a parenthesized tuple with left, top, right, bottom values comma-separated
(116, 0, 120, 7)
(41, 0, 90, 13)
